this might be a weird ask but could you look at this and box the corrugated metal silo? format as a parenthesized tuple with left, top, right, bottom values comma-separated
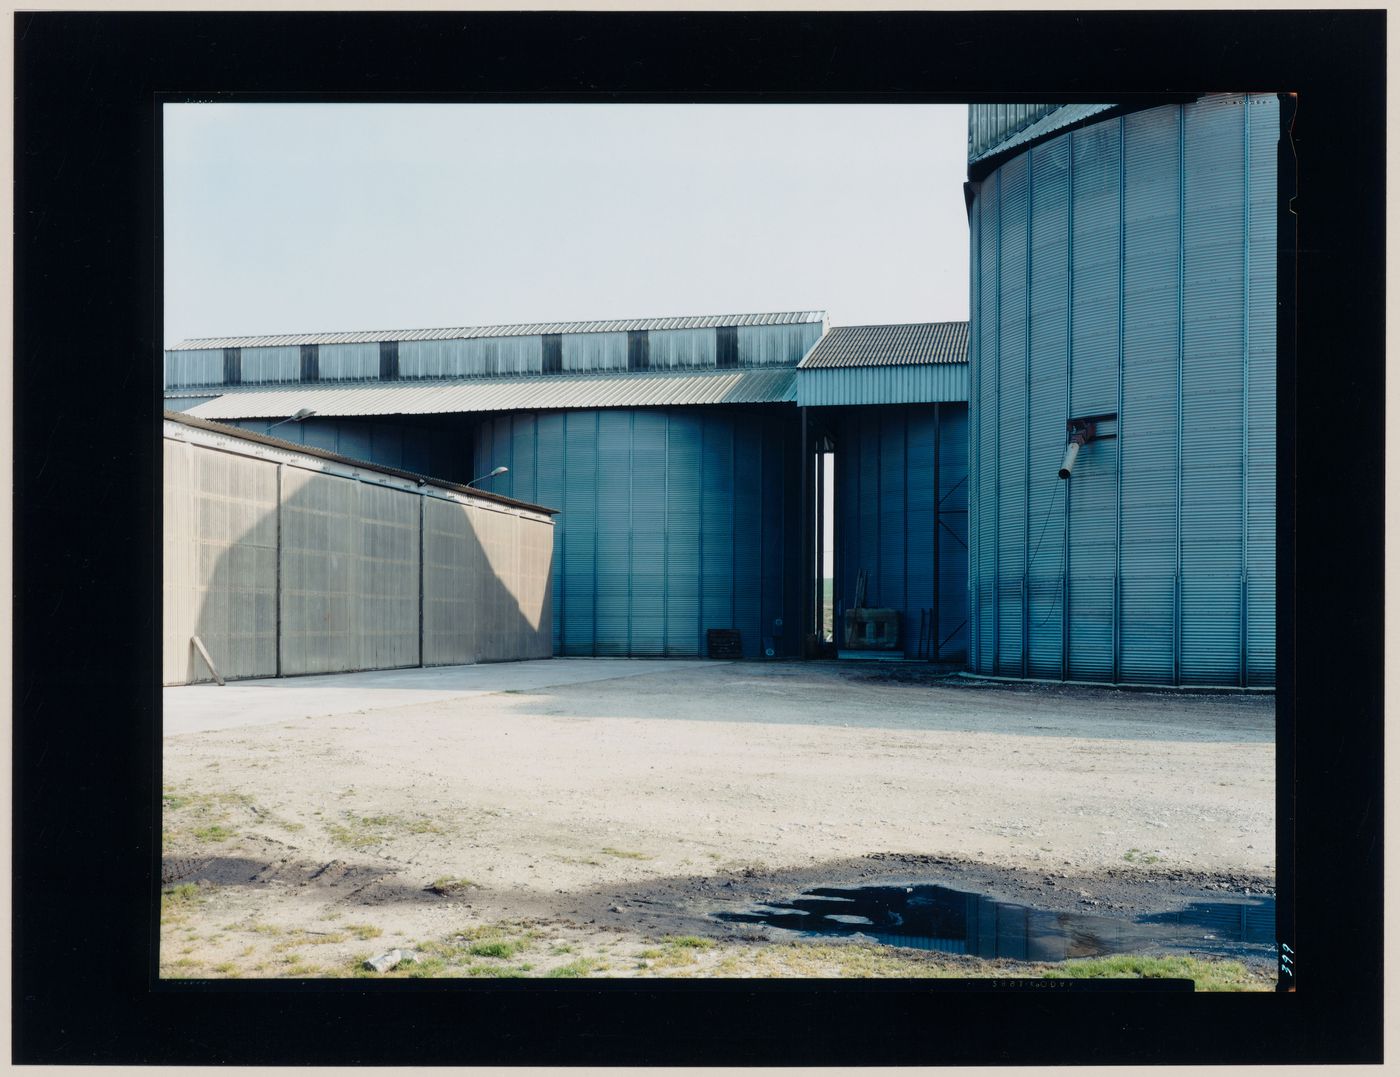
(967, 93, 1278, 686)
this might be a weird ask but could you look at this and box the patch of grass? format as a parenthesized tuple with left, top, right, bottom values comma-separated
(327, 810, 445, 850)
(428, 877, 476, 895)
(1122, 848, 1161, 865)
(345, 923, 382, 941)
(160, 883, 204, 923)
(163, 882, 200, 904)
(211, 962, 238, 975)
(546, 957, 604, 978)
(194, 824, 235, 842)
(665, 936, 714, 950)
(468, 938, 529, 959)
(550, 944, 576, 956)
(405, 956, 448, 978)
(249, 923, 282, 936)
(636, 948, 663, 960)
(463, 965, 528, 978)
(708, 942, 965, 979)
(1041, 954, 1265, 992)
(601, 847, 651, 860)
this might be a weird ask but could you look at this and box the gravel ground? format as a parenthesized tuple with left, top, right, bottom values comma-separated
(160, 660, 1274, 982)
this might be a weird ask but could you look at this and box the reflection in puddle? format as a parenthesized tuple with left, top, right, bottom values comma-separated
(716, 883, 1275, 962)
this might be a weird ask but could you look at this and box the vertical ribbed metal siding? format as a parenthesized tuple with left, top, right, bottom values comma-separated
(794, 364, 969, 407)
(1066, 118, 1120, 682)
(222, 418, 463, 484)
(562, 332, 628, 373)
(1180, 96, 1246, 686)
(473, 407, 799, 659)
(165, 349, 223, 388)
(937, 405, 970, 660)
(1245, 96, 1278, 687)
(161, 438, 279, 684)
(534, 413, 567, 651)
(561, 412, 598, 655)
(834, 405, 969, 661)
(1026, 137, 1070, 676)
(996, 156, 1029, 674)
(239, 346, 301, 384)
(397, 336, 545, 379)
(974, 179, 998, 672)
(318, 342, 381, 380)
(1119, 106, 1182, 684)
(595, 411, 631, 655)
(737, 321, 824, 366)
(647, 328, 719, 370)
(967, 93, 1276, 687)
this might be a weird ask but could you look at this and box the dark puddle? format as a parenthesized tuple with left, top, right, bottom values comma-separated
(715, 883, 1275, 962)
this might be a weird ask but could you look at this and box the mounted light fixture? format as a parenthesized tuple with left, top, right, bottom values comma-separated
(1058, 413, 1117, 479)
(268, 406, 317, 430)
(468, 465, 509, 488)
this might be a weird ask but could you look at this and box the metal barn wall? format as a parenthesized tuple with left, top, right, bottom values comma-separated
(422, 498, 554, 666)
(835, 405, 969, 661)
(472, 407, 802, 658)
(967, 93, 1277, 686)
(163, 429, 554, 684)
(221, 418, 466, 483)
(162, 438, 279, 683)
(278, 469, 421, 676)
(795, 364, 968, 407)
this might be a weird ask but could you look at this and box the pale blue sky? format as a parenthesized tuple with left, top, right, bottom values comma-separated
(163, 103, 970, 347)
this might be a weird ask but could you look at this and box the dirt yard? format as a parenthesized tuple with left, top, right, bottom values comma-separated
(160, 660, 1275, 987)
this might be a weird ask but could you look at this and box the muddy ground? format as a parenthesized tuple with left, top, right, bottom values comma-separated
(160, 660, 1275, 985)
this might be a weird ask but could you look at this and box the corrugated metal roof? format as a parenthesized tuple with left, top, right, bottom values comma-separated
(967, 103, 1118, 166)
(180, 366, 797, 420)
(173, 310, 826, 351)
(796, 322, 968, 369)
(163, 410, 557, 515)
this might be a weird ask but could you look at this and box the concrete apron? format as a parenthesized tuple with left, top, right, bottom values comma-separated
(163, 658, 725, 736)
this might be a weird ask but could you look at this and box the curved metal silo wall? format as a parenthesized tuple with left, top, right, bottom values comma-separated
(968, 93, 1277, 687)
(473, 407, 801, 658)
(834, 405, 968, 662)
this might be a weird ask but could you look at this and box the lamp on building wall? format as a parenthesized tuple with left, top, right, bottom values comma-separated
(468, 465, 509, 487)
(268, 407, 317, 430)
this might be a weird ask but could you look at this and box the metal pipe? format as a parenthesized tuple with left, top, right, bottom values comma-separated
(1057, 437, 1082, 479)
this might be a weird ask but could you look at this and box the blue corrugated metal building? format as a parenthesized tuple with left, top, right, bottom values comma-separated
(966, 94, 1281, 686)
(797, 323, 970, 661)
(168, 311, 972, 660)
